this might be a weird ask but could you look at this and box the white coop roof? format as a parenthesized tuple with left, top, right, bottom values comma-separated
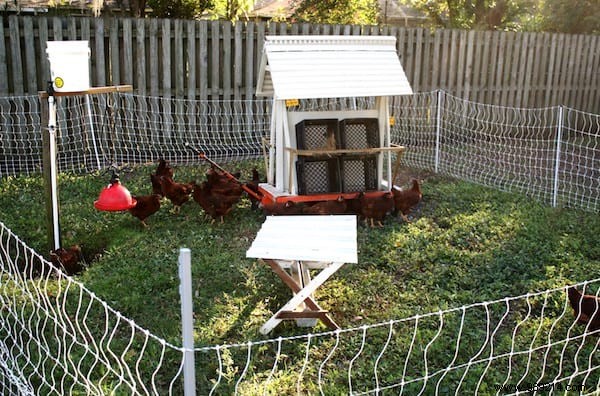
(256, 35, 413, 100)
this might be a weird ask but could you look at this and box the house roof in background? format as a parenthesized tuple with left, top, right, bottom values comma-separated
(250, 0, 428, 25)
(1, 0, 130, 14)
(249, 0, 295, 19)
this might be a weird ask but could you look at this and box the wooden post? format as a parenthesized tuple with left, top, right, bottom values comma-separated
(40, 89, 60, 251)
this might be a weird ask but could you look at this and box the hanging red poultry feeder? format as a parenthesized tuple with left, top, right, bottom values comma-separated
(94, 173, 136, 211)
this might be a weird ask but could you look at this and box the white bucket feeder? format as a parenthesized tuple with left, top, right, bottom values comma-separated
(46, 40, 91, 92)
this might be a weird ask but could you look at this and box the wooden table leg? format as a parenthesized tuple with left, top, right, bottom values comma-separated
(265, 260, 339, 330)
(260, 259, 342, 334)
(292, 261, 317, 327)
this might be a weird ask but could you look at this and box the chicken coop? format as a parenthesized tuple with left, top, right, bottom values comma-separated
(256, 35, 413, 204)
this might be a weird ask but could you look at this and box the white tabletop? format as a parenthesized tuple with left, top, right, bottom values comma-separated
(246, 215, 358, 263)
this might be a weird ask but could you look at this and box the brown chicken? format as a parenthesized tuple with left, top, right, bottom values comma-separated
(150, 173, 163, 196)
(302, 196, 347, 215)
(156, 158, 174, 178)
(150, 159, 174, 196)
(160, 176, 193, 213)
(345, 197, 363, 216)
(192, 181, 239, 223)
(206, 166, 238, 186)
(260, 200, 304, 215)
(392, 178, 422, 222)
(568, 287, 600, 333)
(129, 194, 161, 227)
(245, 168, 263, 210)
(359, 191, 395, 228)
(202, 167, 245, 220)
(49, 245, 83, 275)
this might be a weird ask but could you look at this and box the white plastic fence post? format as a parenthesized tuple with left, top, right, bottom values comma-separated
(48, 94, 60, 250)
(85, 95, 101, 171)
(435, 89, 444, 173)
(552, 106, 564, 208)
(178, 248, 196, 396)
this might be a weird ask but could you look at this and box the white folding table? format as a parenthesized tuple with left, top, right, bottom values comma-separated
(246, 215, 358, 334)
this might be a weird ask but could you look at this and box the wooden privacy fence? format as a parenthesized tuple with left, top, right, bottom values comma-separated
(1, 15, 599, 112)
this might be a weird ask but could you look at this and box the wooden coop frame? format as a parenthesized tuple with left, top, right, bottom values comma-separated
(256, 35, 413, 204)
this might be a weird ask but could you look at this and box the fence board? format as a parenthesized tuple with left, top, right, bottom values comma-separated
(122, 19, 133, 86)
(502, 32, 514, 106)
(51, 17, 61, 40)
(245, 22, 255, 101)
(550, 34, 564, 106)
(439, 29, 449, 90)
(413, 28, 423, 92)
(37, 18, 49, 91)
(563, 35, 575, 108)
(458, 30, 468, 98)
(0, 19, 7, 93)
(223, 21, 232, 100)
(67, 18, 76, 39)
(570, 35, 585, 110)
(448, 30, 459, 93)
(148, 19, 158, 96)
(81, 17, 90, 41)
(234, 22, 242, 100)
(405, 28, 415, 89)
(514, 33, 527, 107)
(430, 29, 441, 90)
(210, 20, 220, 99)
(471, 31, 483, 103)
(464, 30, 474, 101)
(198, 21, 208, 100)
(9, 17, 24, 94)
(582, 35, 597, 110)
(161, 19, 171, 97)
(186, 20, 196, 99)
(108, 19, 119, 85)
(589, 35, 600, 112)
(23, 18, 37, 93)
(135, 19, 146, 95)
(174, 20, 184, 98)
(521, 33, 534, 107)
(493, 32, 506, 105)
(94, 18, 106, 86)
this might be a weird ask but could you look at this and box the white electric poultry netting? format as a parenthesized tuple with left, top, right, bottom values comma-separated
(57, 93, 272, 171)
(196, 284, 600, 395)
(0, 95, 42, 177)
(392, 92, 600, 212)
(0, 222, 186, 395)
(1, 219, 599, 395)
(0, 91, 598, 212)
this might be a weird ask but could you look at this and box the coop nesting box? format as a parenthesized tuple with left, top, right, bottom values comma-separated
(256, 35, 413, 204)
(46, 40, 91, 92)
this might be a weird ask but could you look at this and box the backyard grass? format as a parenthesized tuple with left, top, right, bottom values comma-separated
(0, 161, 599, 393)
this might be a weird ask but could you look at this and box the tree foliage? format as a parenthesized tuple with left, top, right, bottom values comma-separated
(538, 0, 600, 34)
(147, 0, 213, 19)
(407, 0, 599, 33)
(290, 0, 379, 25)
(209, 0, 255, 21)
(407, 0, 536, 30)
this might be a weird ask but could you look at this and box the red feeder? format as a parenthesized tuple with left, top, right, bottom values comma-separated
(94, 175, 136, 211)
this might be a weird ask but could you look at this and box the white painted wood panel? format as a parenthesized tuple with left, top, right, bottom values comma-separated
(246, 215, 358, 263)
